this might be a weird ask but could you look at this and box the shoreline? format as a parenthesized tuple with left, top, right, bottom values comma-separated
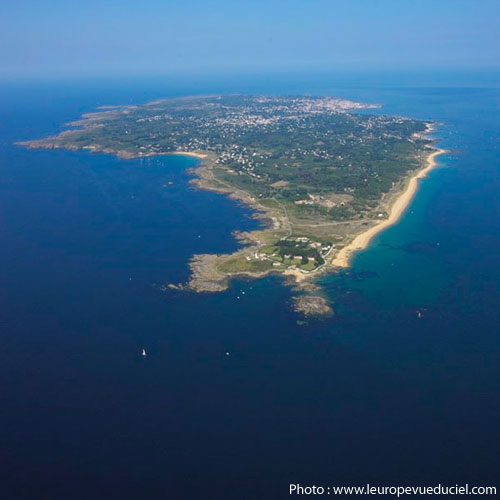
(166, 151, 209, 159)
(18, 120, 445, 291)
(330, 147, 446, 268)
(17, 121, 445, 316)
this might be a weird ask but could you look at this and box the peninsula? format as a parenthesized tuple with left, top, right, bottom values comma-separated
(19, 95, 443, 315)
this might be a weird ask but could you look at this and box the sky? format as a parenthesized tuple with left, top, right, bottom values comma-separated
(1, 0, 499, 79)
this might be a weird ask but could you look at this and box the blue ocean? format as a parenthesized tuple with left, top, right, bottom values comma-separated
(1, 71, 499, 499)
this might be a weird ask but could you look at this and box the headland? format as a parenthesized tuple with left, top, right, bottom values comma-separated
(18, 95, 444, 315)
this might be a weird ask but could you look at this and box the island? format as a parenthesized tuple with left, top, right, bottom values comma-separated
(18, 95, 444, 316)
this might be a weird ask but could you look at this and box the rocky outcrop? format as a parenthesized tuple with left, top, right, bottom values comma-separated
(187, 254, 229, 292)
(293, 295, 333, 317)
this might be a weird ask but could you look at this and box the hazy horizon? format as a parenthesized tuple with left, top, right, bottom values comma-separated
(1, 0, 499, 80)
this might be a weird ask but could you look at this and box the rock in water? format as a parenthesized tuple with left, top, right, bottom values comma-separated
(293, 295, 333, 317)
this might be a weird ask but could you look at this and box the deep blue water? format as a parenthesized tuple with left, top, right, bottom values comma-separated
(1, 72, 499, 499)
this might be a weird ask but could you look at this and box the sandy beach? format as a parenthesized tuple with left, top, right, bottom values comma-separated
(331, 147, 446, 268)
(170, 151, 208, 159)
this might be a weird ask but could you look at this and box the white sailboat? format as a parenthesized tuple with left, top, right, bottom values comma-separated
(141, 348, 147, 357)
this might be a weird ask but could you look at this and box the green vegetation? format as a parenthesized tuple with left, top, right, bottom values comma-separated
(21, 95, 432, 277)
(24, 95, 430, 223)
(218, 256, 274, 274)
(254, 236, 331, 271)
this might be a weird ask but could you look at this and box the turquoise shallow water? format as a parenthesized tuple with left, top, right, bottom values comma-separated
(0, 73, 499, 499)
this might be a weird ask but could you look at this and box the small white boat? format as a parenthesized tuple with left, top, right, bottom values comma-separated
(141, 348, 147, 357)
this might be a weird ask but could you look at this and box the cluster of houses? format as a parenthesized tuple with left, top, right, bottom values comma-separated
(248, 236, 333, 271)
(124, 97, 414, 190)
